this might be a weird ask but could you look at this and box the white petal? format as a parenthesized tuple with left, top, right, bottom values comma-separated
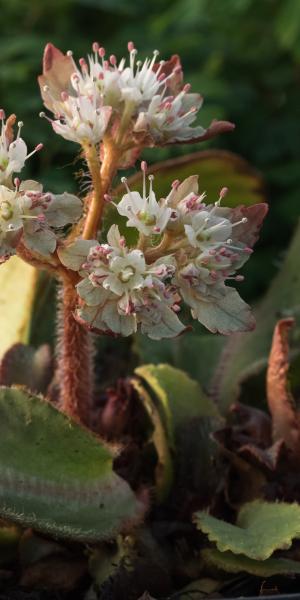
(58, 239, 96, 270)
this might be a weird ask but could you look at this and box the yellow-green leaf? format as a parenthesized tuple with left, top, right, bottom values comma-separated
(195, 500, 300, 560)
(0, 257, 38, 356)
(202, 547, 300, 577)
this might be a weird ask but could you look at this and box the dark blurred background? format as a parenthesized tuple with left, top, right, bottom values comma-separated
(1, 0, 300, 301)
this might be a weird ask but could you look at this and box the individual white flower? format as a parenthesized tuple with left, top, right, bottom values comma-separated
(117, 163, 172, 236)
(0, 181, 82, 260)
(184, 210, 235, 250)
(41, 94, 112, 145)
(134, 89, 205, 144)
(175, 260, 254, 334)
(0, 111, 43, 186)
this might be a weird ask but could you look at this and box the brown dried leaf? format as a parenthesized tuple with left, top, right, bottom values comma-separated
(267, 318, 300, 454)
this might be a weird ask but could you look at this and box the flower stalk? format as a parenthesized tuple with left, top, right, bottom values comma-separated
(57, 276, 94, 424)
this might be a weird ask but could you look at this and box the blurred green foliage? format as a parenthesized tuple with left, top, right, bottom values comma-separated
(0, 0, 299, 301)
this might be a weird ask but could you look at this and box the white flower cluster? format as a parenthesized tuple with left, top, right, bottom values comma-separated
(58, 225, 184, 339)
(38, 42, 233, 150)
(58, 170, 267, 339)
(0, 112, 82, 262)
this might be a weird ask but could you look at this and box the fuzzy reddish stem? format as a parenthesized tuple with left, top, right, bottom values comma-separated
(57, 278, 93, 424)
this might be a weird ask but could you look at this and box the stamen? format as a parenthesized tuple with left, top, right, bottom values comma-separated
(0, 109, 5, 121)
(99, 47, 106, 58)
(232, 217, 248, 228)
(17, 121, 23, 138)
(79, 58, 88, 71)
(219, 186, 228, 199)
(141, 161, 147, 198)
(127, 41, 135, 52)
(67, 50, 73, 57)
(92, 42, 99, 53)
(109, 54, 117, 66)
(26, 143, 43, 160)
(14, 177, 20, 190)
(148, 174, 154, 195)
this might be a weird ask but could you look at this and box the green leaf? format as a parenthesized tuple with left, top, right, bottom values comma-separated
(213, 222, 300, 412)
(113, 150, 265, 208)
(134, 365, 221, 504)
(0, 257, 38, 356)
(131, 378, 173, 502)
(0, 387, 144, 542)
(195, 500, 300, 560)
(134, 331, 227, 392)
(202, 547, 300, 577)
(135, 364, 219, 446)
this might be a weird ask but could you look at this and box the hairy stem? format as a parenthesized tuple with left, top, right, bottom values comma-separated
(56, 138, 120, 422)
(82, 137, 120, 240)
(57, 277, 94, 425)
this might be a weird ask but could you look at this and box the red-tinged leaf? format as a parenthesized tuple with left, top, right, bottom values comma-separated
(38, 43, 75, 111)
(267, 318, 300, 454)
(152, 54, 183, 95)
(231, 203, 269, 247)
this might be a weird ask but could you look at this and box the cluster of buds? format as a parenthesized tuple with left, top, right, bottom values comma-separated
(58, 165, 267, 339)
(38, 42, 234, 161)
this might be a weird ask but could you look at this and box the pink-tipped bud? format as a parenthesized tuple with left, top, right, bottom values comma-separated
(127, 41, 135, 52)
(153, 226, 161, 233)
(235, 275, 245, 282)
(141, 160, 147, 173)
(119, 237, 126, 248)
(183, 83, 191, 93)
(220, 186, 228, 199)
(104, 194, 111, 203)
(109, 54, 117, 66)
(14, 177, 20, 190)
(61, 91, 69, 102)
(172, 179, 180, 189)
(0, 109, 5, 120)
(92, 42, 99, 53)
(99, 47, 106, 58)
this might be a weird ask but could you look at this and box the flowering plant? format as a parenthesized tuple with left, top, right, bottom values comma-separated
(0, 41, 266, 420)
(7, 42, 300, 599)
